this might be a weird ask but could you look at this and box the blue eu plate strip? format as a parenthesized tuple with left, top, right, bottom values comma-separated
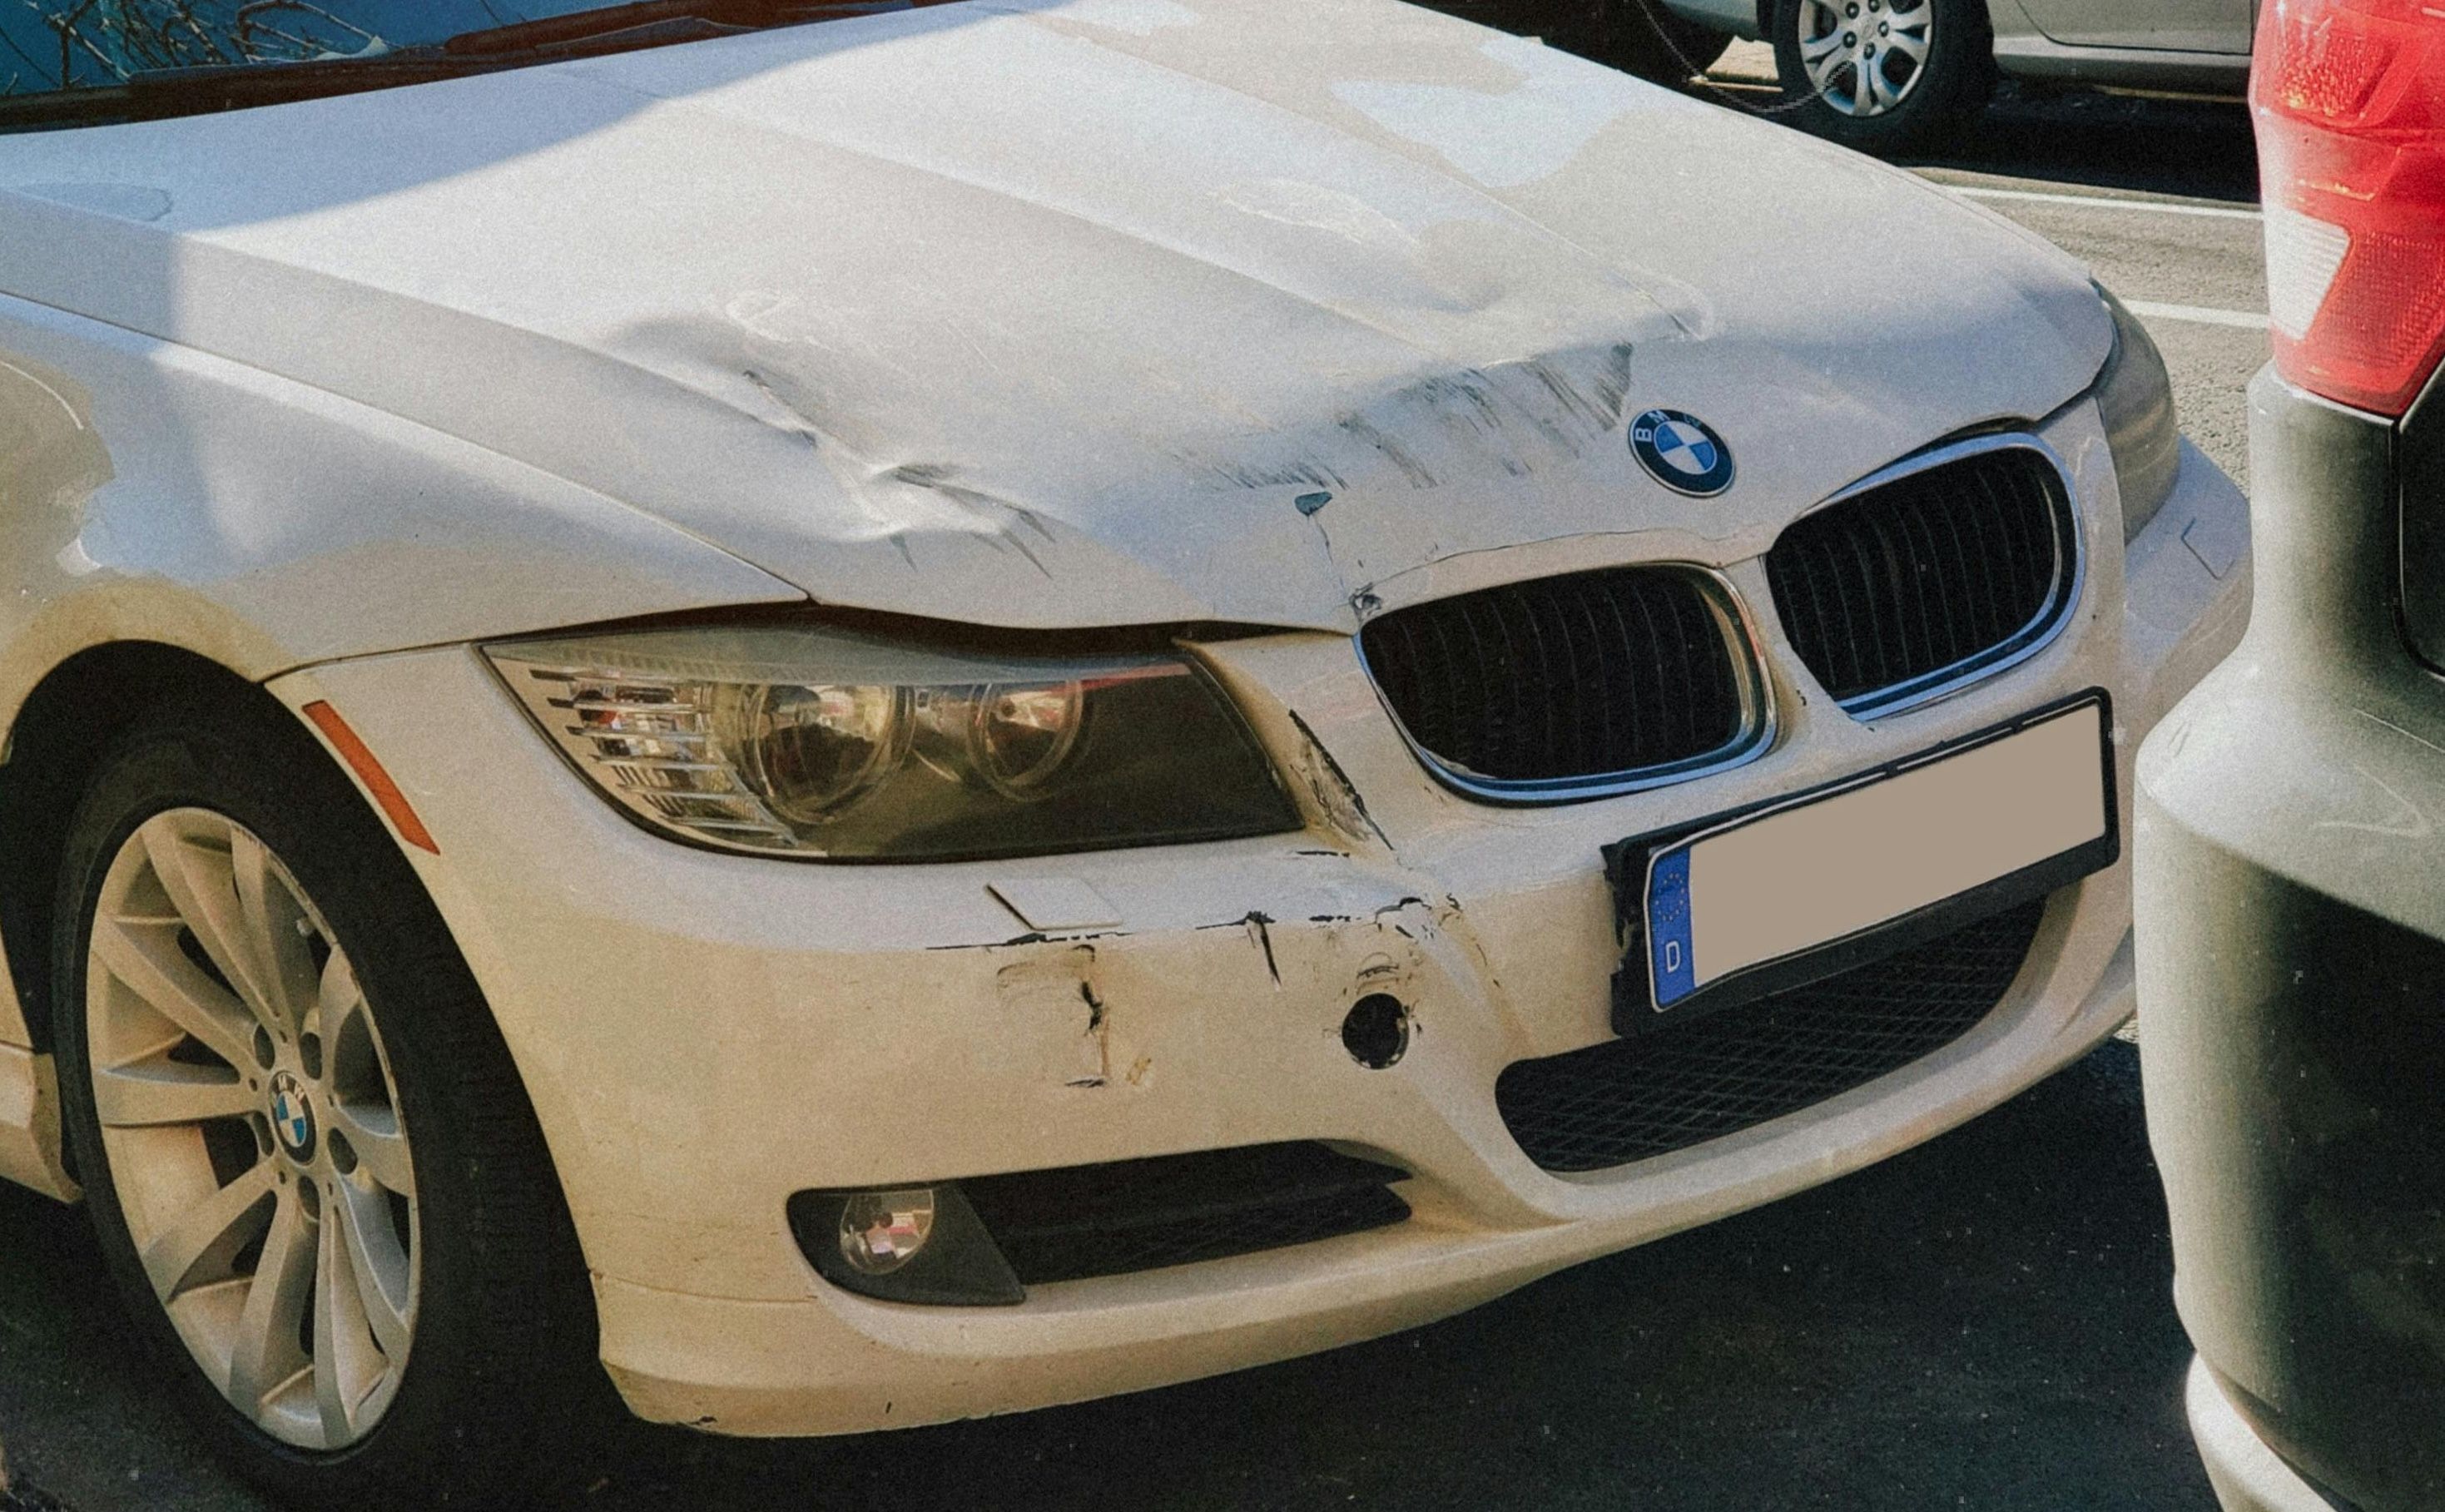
(1647, 847, 1697, 1008)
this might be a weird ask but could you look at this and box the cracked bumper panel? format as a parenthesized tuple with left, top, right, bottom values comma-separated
(265, 429, 2248, 1437)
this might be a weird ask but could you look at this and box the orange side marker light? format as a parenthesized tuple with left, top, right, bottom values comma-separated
(300, 701, 439, 855)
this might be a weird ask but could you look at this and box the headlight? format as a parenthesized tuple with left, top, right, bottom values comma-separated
(2093, 284, 2181, 543)
(485, 623, 1300, 861)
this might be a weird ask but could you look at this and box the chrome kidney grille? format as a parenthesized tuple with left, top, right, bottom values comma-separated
(1359, 439, 2078, 803)
(1765, 439, 2080, 720)
(1357, 566, 1771, 801)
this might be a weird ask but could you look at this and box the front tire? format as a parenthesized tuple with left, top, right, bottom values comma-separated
(1770, 0, 1992, 154)
(52, 712, 594, 1509)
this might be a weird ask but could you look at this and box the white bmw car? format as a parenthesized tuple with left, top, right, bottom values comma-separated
(0, 0, 2247, 1503)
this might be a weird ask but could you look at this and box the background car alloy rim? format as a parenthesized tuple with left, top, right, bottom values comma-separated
(1796, 0, 1932, 117)
(84, 810, 418, 1451)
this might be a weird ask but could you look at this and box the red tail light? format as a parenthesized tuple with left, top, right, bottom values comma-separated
(2253, 0, 2445, 416)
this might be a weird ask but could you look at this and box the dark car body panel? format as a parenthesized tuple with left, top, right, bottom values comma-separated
(2138, 366, 2445, 1512)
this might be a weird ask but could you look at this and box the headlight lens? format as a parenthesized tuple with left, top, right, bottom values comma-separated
(2093, 284, 2182, 543)
(486, 624, 1299, 860)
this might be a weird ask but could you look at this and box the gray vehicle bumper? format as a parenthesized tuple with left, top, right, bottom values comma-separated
(2186, 1359, 2350, 1512)
(2137, 367, 2445, 1512)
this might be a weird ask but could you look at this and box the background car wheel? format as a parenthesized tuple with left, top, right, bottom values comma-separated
(51, 710, 598, 1509)
(1770, 0, 1992, 154)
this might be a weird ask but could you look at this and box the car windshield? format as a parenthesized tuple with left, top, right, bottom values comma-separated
(0, 0, 942, 129)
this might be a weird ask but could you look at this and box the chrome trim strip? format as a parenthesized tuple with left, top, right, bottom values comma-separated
(1356, 564, 1778, 807)
(1778, 433, 2086, 723)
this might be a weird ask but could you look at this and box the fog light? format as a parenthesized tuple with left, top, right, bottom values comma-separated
(786, 1182, 1025, 1306)
(839, 1187, 936, 1274)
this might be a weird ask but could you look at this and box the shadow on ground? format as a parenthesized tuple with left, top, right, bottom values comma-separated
(1902, 87, 2257, 204)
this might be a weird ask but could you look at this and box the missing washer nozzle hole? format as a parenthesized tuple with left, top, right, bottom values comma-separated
(1342, 994, 1410, 1069)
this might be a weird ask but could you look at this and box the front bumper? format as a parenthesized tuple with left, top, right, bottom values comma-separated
(272, 415, 2248, 1438)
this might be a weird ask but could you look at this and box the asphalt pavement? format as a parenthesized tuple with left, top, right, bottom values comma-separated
(0, 60, 2265, 1512)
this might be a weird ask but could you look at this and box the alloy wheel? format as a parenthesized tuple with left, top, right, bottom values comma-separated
(1795, 0, 1932, 116)
(83, 809, 418, 1451)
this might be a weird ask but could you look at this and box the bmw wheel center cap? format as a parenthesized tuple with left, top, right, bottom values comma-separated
(270, 1071, 318, 1162)
(1630, 409, 1735, 496)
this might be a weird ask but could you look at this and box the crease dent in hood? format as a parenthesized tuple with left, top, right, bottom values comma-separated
(0, 0, 2112, 633)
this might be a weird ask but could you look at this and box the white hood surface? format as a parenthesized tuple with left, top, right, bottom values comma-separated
(0, 0, 2111, 633)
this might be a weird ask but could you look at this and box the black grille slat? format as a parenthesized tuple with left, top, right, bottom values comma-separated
(1768, 445, 2073, 711)
(987, 1187, 1411, 1286)
(1361, 568, 1752, 789)
(1495, 899, 2048, 1173)
(962, 1142, 1411, 1286)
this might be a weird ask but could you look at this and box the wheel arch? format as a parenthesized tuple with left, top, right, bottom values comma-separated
(0, 642, 315, 1056)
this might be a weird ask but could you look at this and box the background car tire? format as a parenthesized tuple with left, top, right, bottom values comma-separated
(51, 707, 600, 1510)
(1770, 0, 1993, 155)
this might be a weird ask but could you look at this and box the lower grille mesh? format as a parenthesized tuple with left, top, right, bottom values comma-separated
(1495, 899, 2049, 1173)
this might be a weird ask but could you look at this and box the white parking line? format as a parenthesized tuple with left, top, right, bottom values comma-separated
(1947, 185, 2264, 221)
(2121, 299, 2269, 331)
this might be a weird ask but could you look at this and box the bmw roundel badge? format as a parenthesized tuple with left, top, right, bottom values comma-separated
(1629, 409, 1735, 497)
(268, 1070, 317, 1161)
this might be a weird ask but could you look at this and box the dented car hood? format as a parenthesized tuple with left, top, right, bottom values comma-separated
(0, 0, 2111, 634)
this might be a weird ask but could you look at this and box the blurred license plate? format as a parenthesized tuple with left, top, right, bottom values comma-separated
(1642, 699, 2110, 1013)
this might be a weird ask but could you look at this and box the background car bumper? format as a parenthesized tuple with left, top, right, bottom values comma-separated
(2186, 1359, 2353, 1512)
(269, 420, 2249, 1437)
(2138, 370, 2445, 1512)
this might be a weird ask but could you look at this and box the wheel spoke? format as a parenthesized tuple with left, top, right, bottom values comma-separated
(1803, 38, 1847, 93)
(92, 1063, 254, 1128)
(90, 916, 254, 1070)
(317, 949, 362, 1029)
(140, 1159, 275, 1303)
(330, 1181, 414, 1358)
(314, 1209, 350, 1444)
(224, 1186, 315, 1418)
(137, 818, 283, 1037)
(328, 1099, 414, 1200)
(1855, 58, 1886, 114)
(1887, 26, 1927, 63)
(231, 829, 320, 1036)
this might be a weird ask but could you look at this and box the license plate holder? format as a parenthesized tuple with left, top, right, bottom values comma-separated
(1603, 692, 2119, 1036)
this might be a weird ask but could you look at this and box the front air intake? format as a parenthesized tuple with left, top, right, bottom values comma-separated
(1495, 896, 2048, 1174)
(1766, 439, 2079, 719)
(1359, 566, 1769, 802)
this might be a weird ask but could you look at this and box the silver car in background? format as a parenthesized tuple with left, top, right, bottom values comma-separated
(1443, 0, 2256, 150)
